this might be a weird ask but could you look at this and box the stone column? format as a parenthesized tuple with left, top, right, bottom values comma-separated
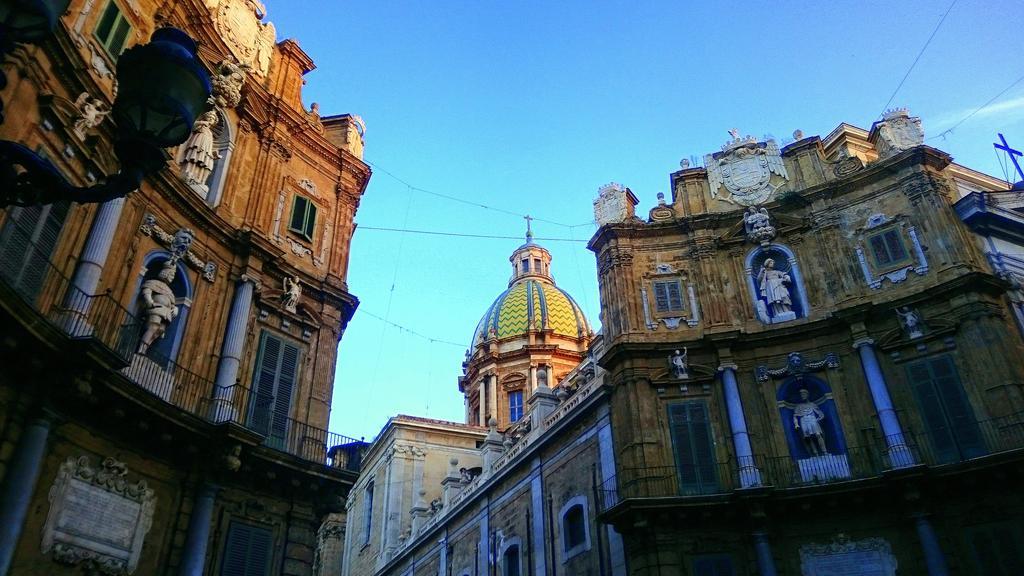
(62, 198, 125, 333)
(752, 532, 778, 576)
(719, 364, 762, 488)
(0, 413, 52, 576)
(487, 374, 498, 423)
(211, 277, 255, 422)
(914, 515, 950, 576)
(438, 536, 448, 576)
(178, 482, 219, 576)
(854, 338, 914, 467)
(478, 380, 486, 425)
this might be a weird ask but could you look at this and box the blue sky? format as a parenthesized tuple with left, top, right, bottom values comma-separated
(263, 0, 1024, 440)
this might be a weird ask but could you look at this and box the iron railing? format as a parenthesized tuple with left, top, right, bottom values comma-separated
(0, 228, 367, 472)
(599, 412, 1024, 513)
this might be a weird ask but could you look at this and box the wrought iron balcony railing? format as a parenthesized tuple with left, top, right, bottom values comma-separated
(599, 411, 1024, 514)
(0, 228, 366, 472)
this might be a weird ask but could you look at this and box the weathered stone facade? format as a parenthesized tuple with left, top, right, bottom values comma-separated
(590, 115, 1024, 575)
(0, 1, 370, 575)
(347, 345, 626, 576)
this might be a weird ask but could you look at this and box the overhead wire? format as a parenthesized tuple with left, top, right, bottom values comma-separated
(357, 225, 588, 243)
(879, 0, 958, 117)
(364, 158, 594, 229)
(358, 309, 467, 348)
(926, 73, 1024, 142)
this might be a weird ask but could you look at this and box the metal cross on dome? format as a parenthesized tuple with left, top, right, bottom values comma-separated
(994, 133, 1024, 185)
(524, 214, 534, 240)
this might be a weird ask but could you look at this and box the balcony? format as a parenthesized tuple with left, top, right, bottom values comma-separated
(0, 232, 367, 473)
(599, 411, 1024, 514)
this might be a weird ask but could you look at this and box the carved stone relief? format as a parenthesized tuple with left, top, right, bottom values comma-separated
(705, 132, 789, 206)
(873, 108, 924, 160)
(800, 534, 897, 576)
(210, 0, 276, 77)
(41, 456, 156, 575)
(139, 214, 216, 282)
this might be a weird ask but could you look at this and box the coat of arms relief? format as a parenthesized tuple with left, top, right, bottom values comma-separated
(206, 0, 276, 77)
(705, 131, 789, 207)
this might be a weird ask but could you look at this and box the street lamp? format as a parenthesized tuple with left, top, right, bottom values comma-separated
(0, 5, 212, 207)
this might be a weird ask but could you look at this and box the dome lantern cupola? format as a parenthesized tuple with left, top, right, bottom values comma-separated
(461, 223, 592, 432)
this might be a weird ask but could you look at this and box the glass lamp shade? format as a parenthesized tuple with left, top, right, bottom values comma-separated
(112, 27, 211, 149)
(0, 0, 70, 42)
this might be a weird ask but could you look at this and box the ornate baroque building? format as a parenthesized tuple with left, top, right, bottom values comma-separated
(590, 111, 1024, 575)
(0, 1, 369, 575)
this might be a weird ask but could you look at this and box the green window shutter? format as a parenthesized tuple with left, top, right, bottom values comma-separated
(303, 203, 317, 240)
(249, 334, 282, 437)
(653, 282, 670, 312)
(928, 356, 986, 458)
(0, 202, 69, 301)
(94, 2, 131, 58)
(289, 196, 307, 234)
(668, 402, 718, 494)
(94, 2, 118, 42)
(967, 523, 1024, 575)
(221, 521, 272, 576)
(666, 281, 683, 311)
(883, 230, 908, 262)
(270, 341, 300, 445)
(908, 356, 985, 463)
(869, 234, 892, 266)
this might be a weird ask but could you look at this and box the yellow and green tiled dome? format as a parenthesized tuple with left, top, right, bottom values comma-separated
(472, 278, 591, 346)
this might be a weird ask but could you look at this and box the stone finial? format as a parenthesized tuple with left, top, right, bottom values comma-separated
(679, 158, 691, 169)
(657, 192, 666, 205)
(793, 129, 804, 140)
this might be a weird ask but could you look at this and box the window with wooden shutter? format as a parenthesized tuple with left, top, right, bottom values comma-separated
(668, 402, 718, 494)
(248, 332, 301, 450)
(907, 355, 986, 463)
(0, 201, 70, 301)
(966, 522, 1024, 575)
(220, 520, 272, 576)
(288, 195, 317, 241)
(94, 1, 132, 59)
(653, 280, 684, 313)
(867, 229, 909, 269)
(692, 554, 736, 576)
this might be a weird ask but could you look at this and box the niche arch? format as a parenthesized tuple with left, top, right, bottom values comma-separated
(745, 243, 810, 325)
(130, 251, 193, 367)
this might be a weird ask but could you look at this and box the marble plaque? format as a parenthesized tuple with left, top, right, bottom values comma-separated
(800, 536, 897, 576)
(41, 456, 156, 575)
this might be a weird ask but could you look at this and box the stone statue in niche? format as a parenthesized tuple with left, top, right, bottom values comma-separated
(744, 206, 776, 246)
(668, 348, 689, 379)
(137, 261, 179, 354)
(757, 258, 794, 319)
(896, 306, 924, 339)
(791, 388, 828, 456)
(281, 276, 301, 313)
(72, 92, 110, 139)
(179, 111, 220, 190)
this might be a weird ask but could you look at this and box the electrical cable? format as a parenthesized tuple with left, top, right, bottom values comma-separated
(879, 0, 957, 117)
(356, 225, 588, 243)
(927, 73, 1024, 142)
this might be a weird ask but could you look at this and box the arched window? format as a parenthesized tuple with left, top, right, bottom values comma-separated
(502, 543, 520, 576)
(559, 495, 591, 562)
(745, 244, 809, 325)
(132, 253, 192, 368)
